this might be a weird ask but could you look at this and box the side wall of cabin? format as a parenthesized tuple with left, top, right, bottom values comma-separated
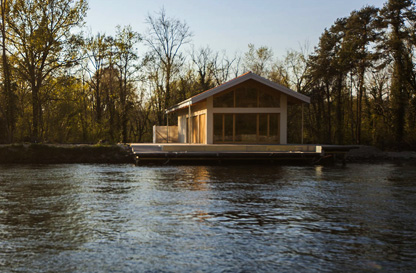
(177, 101, 208, 144)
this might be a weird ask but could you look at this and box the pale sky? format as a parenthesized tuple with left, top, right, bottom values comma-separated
(85, 0, 387, 58)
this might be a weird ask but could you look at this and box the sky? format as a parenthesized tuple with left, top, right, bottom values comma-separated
(85, 0, 387, 58)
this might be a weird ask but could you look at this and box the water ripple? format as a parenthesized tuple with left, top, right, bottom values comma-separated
(0, 163, 415, 272)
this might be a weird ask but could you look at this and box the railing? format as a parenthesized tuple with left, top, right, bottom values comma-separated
(153, 126, 179, 143)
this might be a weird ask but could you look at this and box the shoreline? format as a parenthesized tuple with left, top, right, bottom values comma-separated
(0, 144, 415, 165)
(0, 144, 134, 164)
(345, 145, 416, 164)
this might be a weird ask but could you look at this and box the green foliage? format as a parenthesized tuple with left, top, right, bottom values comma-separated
(300, 0, 416, 149)
(244, 44, 274, 77)
(378, 0, 416, 147)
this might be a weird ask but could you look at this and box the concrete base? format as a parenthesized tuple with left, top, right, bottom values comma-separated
(129, 144, 335, 165)
(130, 143, 322, 153)
(129, 143, 358, 165)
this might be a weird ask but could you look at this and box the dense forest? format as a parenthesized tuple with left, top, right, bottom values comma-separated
(0, 0, 415, 150)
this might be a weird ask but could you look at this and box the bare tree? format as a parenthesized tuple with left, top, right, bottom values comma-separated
(84, 32, 111, 124)
(283, 43, 312, 92)
(211, 50, 237, 85)
(143, 8, 192, 124)
(191, 45, 215, 92)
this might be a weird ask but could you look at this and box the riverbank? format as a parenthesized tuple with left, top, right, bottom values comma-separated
(346, 145, 416, 163)
(0, 144, 134, 164)
(0, 144, 415, 165)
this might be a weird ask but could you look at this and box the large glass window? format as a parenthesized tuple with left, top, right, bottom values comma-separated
(213, 113, 280, 143)
(213, 114, 223, 142)
(235, 114, 257, 142)
(258, 114, 268, 142)
(259, 89, 280, 107)
(269, 113, 280, 142)
(235, 87, 257, 108)
(224, 114, 234, 142)
(213, 85, 281, 108)
(213, 90, 234, 107)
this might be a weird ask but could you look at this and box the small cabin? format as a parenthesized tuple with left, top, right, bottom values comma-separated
(159, 72, 310, 144)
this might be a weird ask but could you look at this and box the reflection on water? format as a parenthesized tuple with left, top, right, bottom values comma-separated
(0, 163, 415, 272)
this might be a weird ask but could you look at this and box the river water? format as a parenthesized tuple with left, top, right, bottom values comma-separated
(0, 163, 415, 272)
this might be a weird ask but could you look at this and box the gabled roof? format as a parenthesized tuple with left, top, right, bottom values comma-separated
(166, 71, 310, 113)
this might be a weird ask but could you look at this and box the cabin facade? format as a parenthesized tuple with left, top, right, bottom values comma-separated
(164, 72, 310, 145)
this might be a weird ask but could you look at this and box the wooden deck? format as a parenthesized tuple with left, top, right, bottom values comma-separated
(129, 144, 357, 165)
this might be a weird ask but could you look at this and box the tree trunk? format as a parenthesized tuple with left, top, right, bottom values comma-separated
(95, 77, 102, 123)
(1, 0, 14, 143)
(164, 65, 171, 125)
(390, 24, 407, 146)
(32, 84, 40, 142)
(356, 62, 366, 144)
(325, 83, 332, 144)
(121, 71, 128, 143)
(336, 76, 344, 145)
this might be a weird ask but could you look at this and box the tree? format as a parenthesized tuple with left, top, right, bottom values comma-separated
(0, 0, 15, 143)
(378, 0, 416, 147)
(84, 32, 110, 125)
(114, 25, 141, 143)
(244, 43, 274, 77)
(99, 65, 119, 142)
(308, 28, 340, 144)
(41, 75, 85, 143)
(280, 45, 313, 143)
(269, 61, 290, 87)
(191, 46, 215, 93)
(342, 6, 379, 144)
(283, 45, 312, 92)
(210, 50, 239, 85)
(144, 8, 192, 125)
(8, 0, 87, 142)
(129, 88, 151, 142)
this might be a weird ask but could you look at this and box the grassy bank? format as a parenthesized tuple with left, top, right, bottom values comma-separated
(0, 144, 134, 164)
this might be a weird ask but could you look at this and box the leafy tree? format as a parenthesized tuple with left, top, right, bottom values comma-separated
(8, 0, 87, 142)
(244, 43, 273, 77)
(308, 25, 343, 144)
(114, 25, 141, 143)
(0, 0, 15, 143)
(41, 75, 84, 142)
(378, 0, 416, 147)
(83, 32, 115, 128)
(99, 65, 119, 142)
(269, 61, 290, 87)
(342, 6, 379, 144)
